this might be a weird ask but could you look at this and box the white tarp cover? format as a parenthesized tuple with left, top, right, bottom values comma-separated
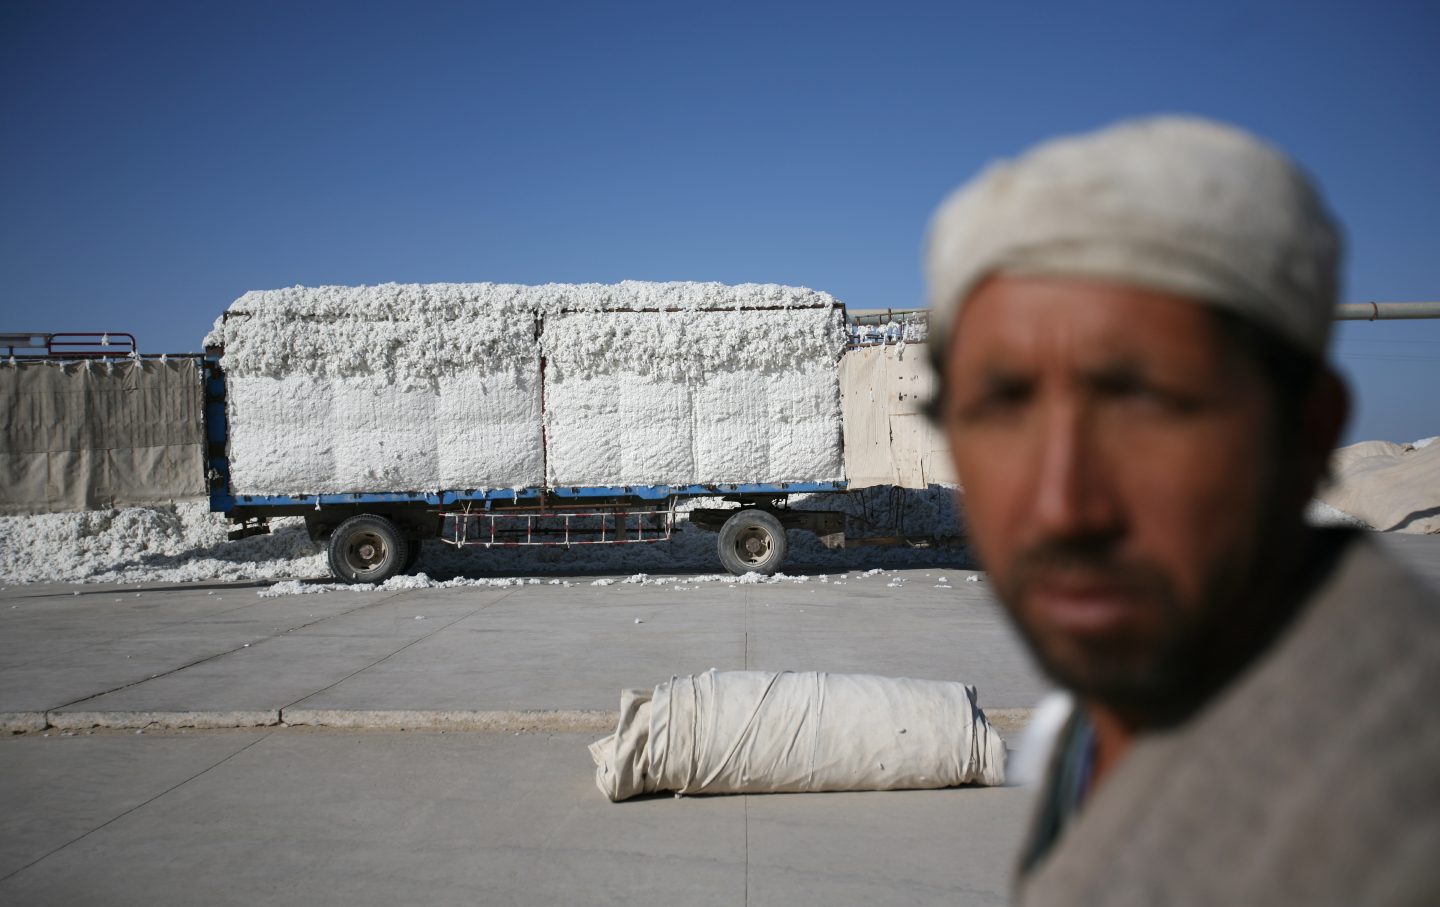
(839, 344, 956, 489)
(588, 670, 1007, 801)
(211, 282, 845, 495)
(1318, 439, 1440, 534)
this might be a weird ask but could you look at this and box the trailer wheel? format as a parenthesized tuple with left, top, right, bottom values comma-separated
(328, 515, 407, 584)
(717, 510, 788, 576)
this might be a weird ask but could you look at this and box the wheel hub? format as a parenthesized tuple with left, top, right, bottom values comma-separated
(345, 532, 387, 572)
(735, 527, 772, 565)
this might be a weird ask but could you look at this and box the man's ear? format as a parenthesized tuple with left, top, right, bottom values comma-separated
(1300, 368, 1349, 496)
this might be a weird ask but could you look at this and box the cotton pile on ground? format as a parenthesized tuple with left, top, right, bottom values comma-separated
(1304, 500, 1370, 530)
(210, 281, 846, 494)
(1317, 437, 1440, 533)
(0, 488, 967, 587)
(14, 441, 1422, 589)
(5, 477, 1411, 589)
(0, 501, 324, 585)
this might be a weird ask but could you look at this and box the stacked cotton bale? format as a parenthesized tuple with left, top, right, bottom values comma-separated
(541, 301, 846, 486)
(210, 282, 846, 495)
(212, 283, 544, 495)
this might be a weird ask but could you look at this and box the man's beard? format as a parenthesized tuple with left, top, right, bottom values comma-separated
(997, 534, 1257, 720)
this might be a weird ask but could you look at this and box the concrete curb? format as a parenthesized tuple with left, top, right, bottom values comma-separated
(9, 706, 1035, 735)
(47, 710, 282, 730)
(983, 708, 1035, 734)
(2, 712, 48, 733)
(280, 708, 619, 733)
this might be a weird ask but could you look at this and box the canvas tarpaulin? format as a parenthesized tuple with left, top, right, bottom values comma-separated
(589, 670, 1007, 801)
(0, 359, 205, 514)
(839, 344, 956, 489)
(1318, 439, 1440, 534)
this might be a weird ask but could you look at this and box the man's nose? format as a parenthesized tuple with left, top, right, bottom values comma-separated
(1028, 403, 1123, 539)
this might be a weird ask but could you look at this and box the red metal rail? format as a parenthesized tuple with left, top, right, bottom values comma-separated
(440, 504, 675, 548)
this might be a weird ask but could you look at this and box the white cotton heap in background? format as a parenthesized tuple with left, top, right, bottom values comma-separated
(1316, 438, 1440, 534)
(0, 501, 326, 584)
(210, 282, 846, 495)
(0, 487, 969, 585)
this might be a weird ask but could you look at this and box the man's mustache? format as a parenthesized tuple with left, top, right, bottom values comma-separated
(1006, 538, 1173, 598)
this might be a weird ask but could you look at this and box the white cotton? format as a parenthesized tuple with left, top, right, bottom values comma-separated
(213, 282, 845, 494)
(0, 501, 325, 584)
(0, 489, 971, 585)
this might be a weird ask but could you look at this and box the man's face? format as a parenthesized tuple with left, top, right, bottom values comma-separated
(942, 276, 1283, 710)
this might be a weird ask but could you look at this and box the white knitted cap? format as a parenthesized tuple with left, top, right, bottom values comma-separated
(925, 116, 1342, 361)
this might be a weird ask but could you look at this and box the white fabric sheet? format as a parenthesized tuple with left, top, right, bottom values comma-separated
(589, 670, 1008, 801)
(1319, 439, 1440, 534)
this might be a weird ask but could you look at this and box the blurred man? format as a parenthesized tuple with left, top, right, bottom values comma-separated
(926, 117, 1439, 905)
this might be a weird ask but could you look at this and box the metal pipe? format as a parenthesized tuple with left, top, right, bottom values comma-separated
(1334, 302, 1440, 321)
(849, 302, 1440, 327)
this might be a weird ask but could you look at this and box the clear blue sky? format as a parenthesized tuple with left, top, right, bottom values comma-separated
(2, 0, 1436, 443)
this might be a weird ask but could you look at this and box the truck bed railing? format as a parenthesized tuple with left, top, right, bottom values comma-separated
(1, 332, 160, 358)
(440, 503, 675, 548)
(47, 332, 138, 357)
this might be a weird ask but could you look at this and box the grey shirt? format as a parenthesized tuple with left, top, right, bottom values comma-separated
(1017, 531, 1440, 905)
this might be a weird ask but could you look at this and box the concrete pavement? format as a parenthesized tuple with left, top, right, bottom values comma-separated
(1, 560, 1042, 906)
(2, 530, 1435, 905)
(0, 565, 1045, 733)
(0, 729, 1034, 906)
(6, 531, 1433, 734)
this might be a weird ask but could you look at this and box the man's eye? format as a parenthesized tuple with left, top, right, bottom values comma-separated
(1111, 382, 1162, 403)
(954, 382, 1032, 422)
(1096, 375, 1199, 413)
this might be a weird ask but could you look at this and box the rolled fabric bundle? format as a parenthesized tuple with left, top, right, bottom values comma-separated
(589, 670, 1007, 802)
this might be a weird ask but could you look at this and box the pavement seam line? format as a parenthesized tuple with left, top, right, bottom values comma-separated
(25, 706, 1035, 734)
(276, 708, 616, 732)
(744, 587, 751, 671)
(741, 588, 751, 907)
(43, 590, 413, 719)
(277, 589, 519, 720)
(0, 730, 273, 885)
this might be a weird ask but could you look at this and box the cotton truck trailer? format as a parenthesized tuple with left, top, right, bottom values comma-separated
(203, 282, 863, 583)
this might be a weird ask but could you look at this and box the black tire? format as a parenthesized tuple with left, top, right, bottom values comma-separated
(717, 510, 788, 576)
(328, 514, 407, 584)
(401, 537, 423, 574)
